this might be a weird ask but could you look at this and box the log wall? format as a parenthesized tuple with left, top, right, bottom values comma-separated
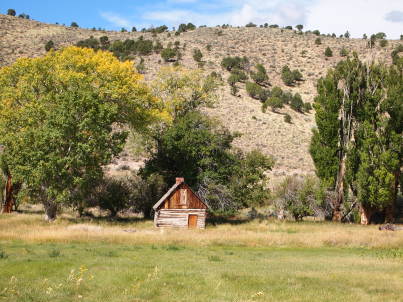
(154, 209, 206, 229)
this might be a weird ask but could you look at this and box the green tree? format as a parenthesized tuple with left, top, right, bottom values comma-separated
(296, 24, 303, 31)
(192, 48, 203, 62)
(250, 64, 269, 86)
(340, 47, 348, 57)
(161, 47, 177, 62)
(325, 47, 333, 57)
(281, 65, 295, 86)
(290, 93, 304, 112)
(45, 40, 55, 52)
(266, 97, 283, 112)
(0, 47, 162, 220)
(310, 54, 402, 222)
(7, 9, 16, 16)
(379, 39, 388, 47)
(246, 82, 263, 99)
(245, 22, 257, 27)
(70, 22, 79, 28)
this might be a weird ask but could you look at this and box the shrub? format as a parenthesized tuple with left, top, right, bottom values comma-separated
(18, 13, 29, 19)
(315, 37, 321, 45)
(285, 26, 293, 30)
(206, 44, 212, 51)
(266, 97, 283, 112)
(95, 177, 133, 217)
(136, 57, 145, 74)
(344, 31, 350, 38)
(250, 64, 269, 86)
(292, 69, 303, 81)
(132, 27, 137, 32)
(274, 176, 323, 221)
(245, 22, 257, 27)
(221, 56, 249, 71)
(374, 32, 386, 39)
(161, 47, 177, 62)
(340, 47, 348, 57)
(379, 39, 388, 47)
(153, 41, 163, 53)
(324, 47, 333, 57)
(269, 24, 279, 28)
(281, 65, 295, 86)
(70, 22, 79, 28)
(193, 48, 203, 62)
(290, 93, 304, 112)
(282, 91, 293, 104)
(284, 113, 292, 123)
(401, 35, 403, 41)
(271, 86, 283, 98)
(303, 102, 312, 113)
(45, 40, 55, 52)
(312, 30, 320, 36)
(177, 23, 196, 33)
(7, 9, 16, 16)
(245, 82, 263, 99)
(76, 36, 99, 50)
(296, 24, 303, 31)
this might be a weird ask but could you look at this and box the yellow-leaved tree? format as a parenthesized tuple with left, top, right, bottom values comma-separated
(0, 46, 163, 219)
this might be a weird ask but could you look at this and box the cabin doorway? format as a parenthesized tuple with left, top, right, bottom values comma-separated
(188, 215, 198, 228)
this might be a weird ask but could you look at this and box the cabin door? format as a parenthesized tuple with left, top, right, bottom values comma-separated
(188, 215, 198, 228)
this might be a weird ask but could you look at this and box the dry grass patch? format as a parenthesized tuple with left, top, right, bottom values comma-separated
(1, 213, 402, 248)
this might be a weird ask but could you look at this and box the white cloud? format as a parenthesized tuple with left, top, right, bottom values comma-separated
(305, 0, 403, 38)
(142, 0, 307, 27)
(385, 10, 403, 23)
(143, 10, 191, 23)
(100, 12, 132, 28)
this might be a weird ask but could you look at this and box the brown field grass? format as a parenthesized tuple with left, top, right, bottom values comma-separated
(1, 213, 402, 249)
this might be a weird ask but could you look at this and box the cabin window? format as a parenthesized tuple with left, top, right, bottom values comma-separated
(179, 189, 187, 206)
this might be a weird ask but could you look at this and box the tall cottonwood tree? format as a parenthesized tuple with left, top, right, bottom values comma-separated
(0, 47, 162, 220)
(310, 54, 402, 223)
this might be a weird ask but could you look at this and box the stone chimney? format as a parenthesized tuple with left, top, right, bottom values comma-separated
(176, 177, 184, 184)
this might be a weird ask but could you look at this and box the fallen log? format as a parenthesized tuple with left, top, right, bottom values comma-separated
(378, 224, 403, 231)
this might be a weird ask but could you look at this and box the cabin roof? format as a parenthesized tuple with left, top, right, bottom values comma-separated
(152, 179, 208, 210)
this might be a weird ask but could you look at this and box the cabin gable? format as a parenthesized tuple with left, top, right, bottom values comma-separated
(162, 183, 207, 210)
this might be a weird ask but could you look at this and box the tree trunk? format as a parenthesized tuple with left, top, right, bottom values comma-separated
(360, 204, 374, 225)
(43, 201, 58, 221)
(333, 154, 346, 222)
(385, 170, 400, 223)
(1, 174, 14, 214)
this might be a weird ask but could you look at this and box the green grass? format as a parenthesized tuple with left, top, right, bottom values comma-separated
(0, 241, 402, 302)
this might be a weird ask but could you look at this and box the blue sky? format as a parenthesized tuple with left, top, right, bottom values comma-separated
(1, 0, 403, 38)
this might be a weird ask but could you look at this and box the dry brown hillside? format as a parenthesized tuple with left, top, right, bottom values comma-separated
(0, 14, 399, 185)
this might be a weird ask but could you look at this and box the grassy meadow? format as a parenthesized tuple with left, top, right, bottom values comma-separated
(1, 213, 403, 302)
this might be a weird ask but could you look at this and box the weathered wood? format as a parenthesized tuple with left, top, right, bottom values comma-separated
(155, 209, 206, 229)
(153, 178, 208, 229)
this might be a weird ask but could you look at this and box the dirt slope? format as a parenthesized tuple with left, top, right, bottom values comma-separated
(1, 14, 399, 184)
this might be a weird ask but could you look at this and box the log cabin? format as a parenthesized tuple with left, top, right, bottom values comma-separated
(153, 177, 208, 229)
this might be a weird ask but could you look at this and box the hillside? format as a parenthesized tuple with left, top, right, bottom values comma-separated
(1, 14, 399, 185)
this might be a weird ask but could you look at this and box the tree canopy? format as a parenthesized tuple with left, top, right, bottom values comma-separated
(0, 46, 163, 219)
(310, 54, 402, 223)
